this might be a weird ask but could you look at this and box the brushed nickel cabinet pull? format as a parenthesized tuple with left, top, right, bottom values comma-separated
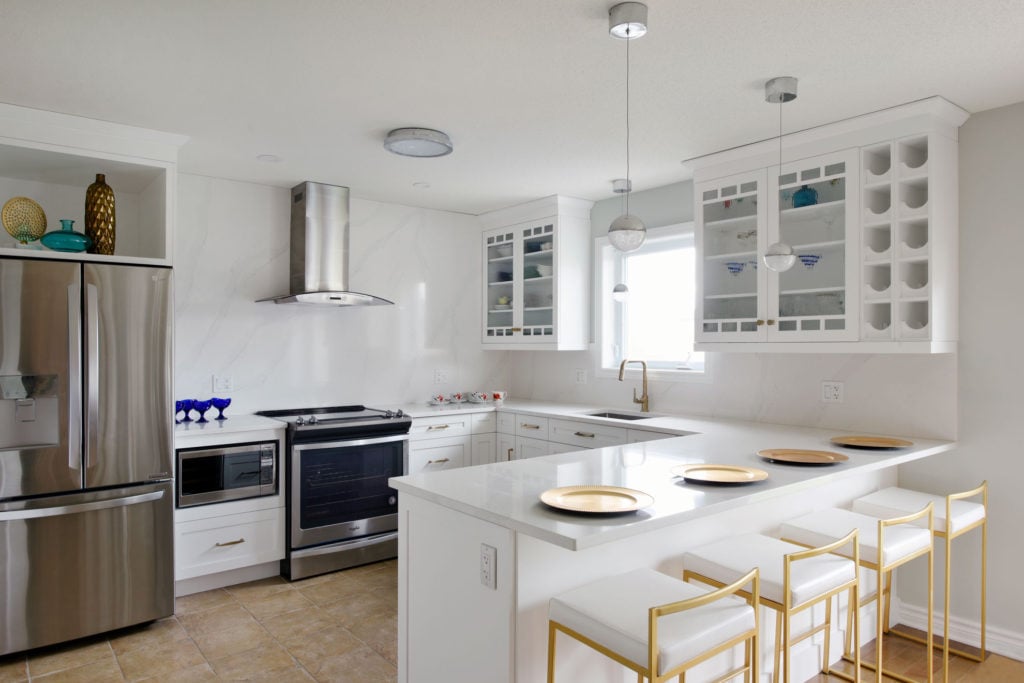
(427, 424, 450, 431)
(573, 431, 595, 438)
(427, 457, 450, 465)
(215, 538, 245, 547)
(521, 423, 540, 430)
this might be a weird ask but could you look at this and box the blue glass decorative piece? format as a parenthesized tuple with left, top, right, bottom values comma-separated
(40, 219, 92, 253)
(179, 399, 194, 423)
(792, 185, 819, 208)
(175, 400, 184, 424)
(798, 253, 822, 269)
(211, 397, 232, 420)
(725, 261, 746, 276)
(193, 399, 212, 424)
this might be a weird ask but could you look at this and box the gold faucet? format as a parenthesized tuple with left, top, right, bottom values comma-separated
(618, 359, 649, 412)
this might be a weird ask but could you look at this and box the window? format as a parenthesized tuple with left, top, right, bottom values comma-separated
(598, 223, 705, 374)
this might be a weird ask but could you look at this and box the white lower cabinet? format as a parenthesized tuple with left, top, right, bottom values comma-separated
(175, 507, 284, 581)
(515, 435, 551, 459)
(408, 435, 471, 473)
(497, 433, 516, 462)
(471, 433, 497, 466)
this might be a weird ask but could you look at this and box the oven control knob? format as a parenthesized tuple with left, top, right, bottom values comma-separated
(295, 416, 305, 426)
(384, 410, 394, 418)
(308, 415, 318, 425)
(389, 495, 397, 505)
(396, 409, 404, 418)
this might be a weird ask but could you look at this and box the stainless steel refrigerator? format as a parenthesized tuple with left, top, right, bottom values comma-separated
(0, 257, 173, 656)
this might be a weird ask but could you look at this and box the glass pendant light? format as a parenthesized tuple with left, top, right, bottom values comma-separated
(763, 76, 798, 272)
(607, 3, 648, 253)
(612, 283, 629, 302)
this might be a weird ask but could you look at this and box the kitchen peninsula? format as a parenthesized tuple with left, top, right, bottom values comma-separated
(389, 405, 954, 683)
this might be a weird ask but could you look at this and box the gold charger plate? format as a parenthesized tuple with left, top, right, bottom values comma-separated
(757, 448, 849, 465)
(830, 435, 914, 449)
(539, 485, 653, 514)
(2, 197, 47, 243)
(672, 464, 768, 485)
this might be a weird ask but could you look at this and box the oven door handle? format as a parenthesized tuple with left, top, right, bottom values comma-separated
(292, 432, 409, 452)
(290, 532, 400, 559)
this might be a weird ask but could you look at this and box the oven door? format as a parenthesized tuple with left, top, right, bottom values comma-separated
(290, 433, 407, 549)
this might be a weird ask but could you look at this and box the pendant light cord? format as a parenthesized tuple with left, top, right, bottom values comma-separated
(625, 28, 631, 216)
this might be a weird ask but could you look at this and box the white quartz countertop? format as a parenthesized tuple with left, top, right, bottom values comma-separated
(389, 402, 954, 551)
(174, 414, 285, 446)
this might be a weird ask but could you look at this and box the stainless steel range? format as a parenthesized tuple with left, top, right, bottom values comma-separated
(256, 405, 411, 580)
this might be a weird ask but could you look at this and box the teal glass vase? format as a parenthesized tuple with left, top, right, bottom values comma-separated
(41, 219, 92, 253)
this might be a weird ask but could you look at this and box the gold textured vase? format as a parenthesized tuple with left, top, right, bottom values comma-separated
(85, 173, 116, 255)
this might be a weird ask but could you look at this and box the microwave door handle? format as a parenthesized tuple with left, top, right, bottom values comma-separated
(84, 283, 99, 469)
(67, 283, 82, 472)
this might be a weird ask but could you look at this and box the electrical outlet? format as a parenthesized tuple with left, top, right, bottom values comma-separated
(480, 543, 497, 589)
(433, 369, 448, 385)
(821, 381, 844, 403)
(212, 375, 234, 393)
(575, 369, 588, 384)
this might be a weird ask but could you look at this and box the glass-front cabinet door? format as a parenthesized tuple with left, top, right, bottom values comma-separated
(768, 149, 859, 341)
(483, 221, 557, 344)
(696, 169, 768, 342)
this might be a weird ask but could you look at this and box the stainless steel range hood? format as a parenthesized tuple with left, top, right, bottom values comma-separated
(258, 182, 393, 306)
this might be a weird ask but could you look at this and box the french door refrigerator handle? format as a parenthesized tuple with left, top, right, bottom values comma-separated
(67, 283, 82, 471)
(0, 489, 165, 522)
(84, 283, 99, 469)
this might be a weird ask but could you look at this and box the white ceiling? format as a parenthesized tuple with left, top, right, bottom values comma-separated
(1, 1, 1022, 215)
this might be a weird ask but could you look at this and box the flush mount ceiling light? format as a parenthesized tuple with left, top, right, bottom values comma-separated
(763, 76, 798, 272)
(383, 127, 453, 158)
(606, 2, 648, 253)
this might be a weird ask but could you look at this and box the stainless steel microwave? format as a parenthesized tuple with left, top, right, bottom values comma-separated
(176, 441, 278, 508)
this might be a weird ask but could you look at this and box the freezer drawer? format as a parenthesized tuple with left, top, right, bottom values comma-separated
(0, 481, 174, 656)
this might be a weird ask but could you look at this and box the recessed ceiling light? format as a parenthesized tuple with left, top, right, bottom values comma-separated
(384, 128, 453, 158)
(256, 154, 281, 163)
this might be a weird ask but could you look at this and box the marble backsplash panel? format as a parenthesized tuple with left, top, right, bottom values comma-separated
(174, 174, 508, 413)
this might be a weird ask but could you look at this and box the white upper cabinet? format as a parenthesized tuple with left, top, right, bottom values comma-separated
(690, 97, 967, 353)
(480, 195, 592, 350)
(0, 103, 187, 266)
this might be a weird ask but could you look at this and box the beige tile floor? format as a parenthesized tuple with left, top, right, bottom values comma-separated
(1, 561, 1021, 682)
(0, 559, 397, 682)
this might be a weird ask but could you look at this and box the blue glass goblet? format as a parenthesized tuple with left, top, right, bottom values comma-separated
(175, 400, 184, 424)
(179, 399, 195, 423)
(193, 399, 212, 424)
(211, 397, 232, 420)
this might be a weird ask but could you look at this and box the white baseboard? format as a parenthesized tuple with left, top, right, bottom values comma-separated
(894, 599, 1024, 662)
(174, 561, 281, 597)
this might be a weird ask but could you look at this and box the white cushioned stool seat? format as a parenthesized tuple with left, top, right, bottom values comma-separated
(781, 507, 932, 565)
(549, 568, 755, 676)
(853, 487, 986, 534)
(682, 533, 855, 606)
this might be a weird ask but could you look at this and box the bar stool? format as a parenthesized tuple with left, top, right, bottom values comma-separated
(780, 503, 934, 683)
(853, 482, 987, 681)
(547, 567, 759, 683)
(682, 532, 860, 683)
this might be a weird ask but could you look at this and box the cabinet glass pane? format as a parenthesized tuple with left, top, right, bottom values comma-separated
(701, 178, 760, 332)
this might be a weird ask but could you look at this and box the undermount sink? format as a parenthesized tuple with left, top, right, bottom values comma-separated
(585, 410, 654, 421)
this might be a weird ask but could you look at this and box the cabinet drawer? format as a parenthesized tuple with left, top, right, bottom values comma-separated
(175, 507, 283, 581)
(549, 419, 627, 450)
(410, 414, 472, 440)
(497, 412, 517, 435)
(471, 411, 497, 434)
(514, 415, 549, 439)
(408, 436, 471, 473)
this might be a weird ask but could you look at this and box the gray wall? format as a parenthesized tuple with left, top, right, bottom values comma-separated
(897, 100, 1024, 648)
(590, 180, 694, 235)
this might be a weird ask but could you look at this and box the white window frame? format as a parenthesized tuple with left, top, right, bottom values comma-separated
(594, 222, 711, 382)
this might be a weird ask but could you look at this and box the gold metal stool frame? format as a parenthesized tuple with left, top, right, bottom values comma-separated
(876, 482, 987, 683)
(684, 531, 860, 683)
(783, 503, 935, 683)
(547, 568, 760, 683)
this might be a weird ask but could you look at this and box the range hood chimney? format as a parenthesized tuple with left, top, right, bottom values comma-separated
(258, 182, 393, 306)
